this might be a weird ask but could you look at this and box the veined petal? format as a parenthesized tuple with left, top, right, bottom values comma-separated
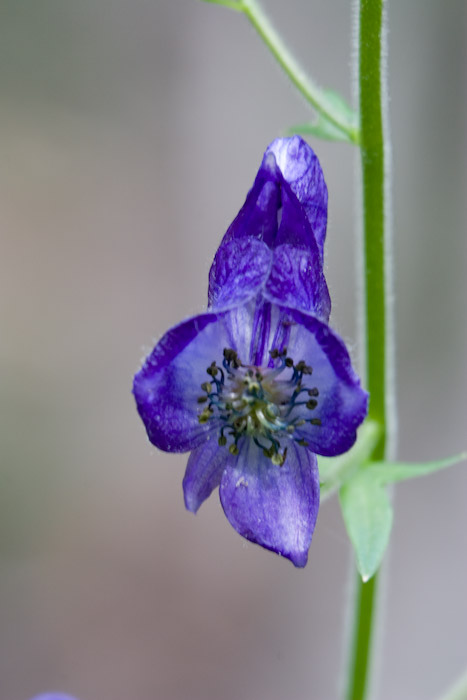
(281, 309, 368, 456)
(264, 244, 331, 321)
(219, 439, 320, 567)
(133, 312, 232, 452)
(208, 237, 272, 310)
(183, 437, 233, 513)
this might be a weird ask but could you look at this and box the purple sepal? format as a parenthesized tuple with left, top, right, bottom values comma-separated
(283, 308, 368, 456)
(266, 136, 328, 257)
(219, 165, 280, 248)
(183, 437, 231, 513)
(264, 244, 331, 321)
(209, 137, 330, 316)
(216, 136, 327, 255)
(208, 237, 272, 309)
(133, 312, 224, 452)
(219, 439, 320, 567)
(209, 238, 330, 319)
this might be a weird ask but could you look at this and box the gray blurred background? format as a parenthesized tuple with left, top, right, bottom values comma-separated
(0, 1, 466, 699)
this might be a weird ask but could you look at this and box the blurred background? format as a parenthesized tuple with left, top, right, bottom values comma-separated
(0, 1, 466, 698)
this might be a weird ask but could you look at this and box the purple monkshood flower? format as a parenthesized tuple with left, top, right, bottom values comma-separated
(134, 136, 368, 567)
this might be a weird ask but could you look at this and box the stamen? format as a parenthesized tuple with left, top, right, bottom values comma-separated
(295, 360, 313, 375)
(198, 407, 213, 424)
(198, 347, 324, 465)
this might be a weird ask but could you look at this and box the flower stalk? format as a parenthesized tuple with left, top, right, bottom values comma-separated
(344, 1, 392, 699)
(201, 0, 359, 143)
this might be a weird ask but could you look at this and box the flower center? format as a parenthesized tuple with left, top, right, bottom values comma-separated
(197, 347, 321, 465)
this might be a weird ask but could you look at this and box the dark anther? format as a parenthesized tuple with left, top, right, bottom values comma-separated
(223, 348, 240, 368)
(269, 349, 280, 359)
(207, 361, 218, 377)
(198, 407, 213, 424)
(218, 435, 227, 446)
(306, 399, 318, 410)
(271, 447, 287, 466)
(295, 360, 313, 374)
(197, 396, 208, 404)
(201, 381, 212, 393)
(297, 439, 309, 447)
(310, 418, 322, 426)
(308, 387, 319, 397)
(229, 444, 239, 456)
(285, 357, 294, 368)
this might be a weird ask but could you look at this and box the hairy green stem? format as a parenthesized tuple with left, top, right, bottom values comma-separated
(344, 1, 391, 699)
(201, 0, 359, 142)
(346, 574, 378, 700)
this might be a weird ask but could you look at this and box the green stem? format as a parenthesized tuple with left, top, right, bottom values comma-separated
(344, 1, 391, 699)
(346, 575, 378, 700)
(438, 670, 467, 700)
(202, 0, 359, 142)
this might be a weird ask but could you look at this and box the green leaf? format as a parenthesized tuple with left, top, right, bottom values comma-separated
(339, 452, 466, 581)
(339, 474, 392, 583)
(289, 90, 359, 144)
(318, 420, 381, 500)
(289, 119, 355, 144)
(321, 88, 358, 125)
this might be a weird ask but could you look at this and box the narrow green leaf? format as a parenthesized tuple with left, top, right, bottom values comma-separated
(319, 420, 381, 499)
(339, 475, 392, 582)
(366, 452, 467, 484)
